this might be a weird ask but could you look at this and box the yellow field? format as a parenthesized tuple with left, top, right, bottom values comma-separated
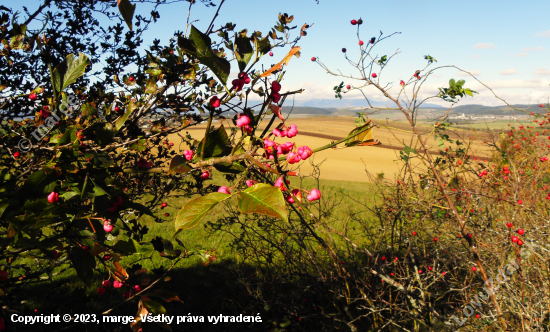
(166, 116, 492, 183)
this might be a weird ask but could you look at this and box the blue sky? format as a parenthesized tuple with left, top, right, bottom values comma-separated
(14, 0, 550, 106)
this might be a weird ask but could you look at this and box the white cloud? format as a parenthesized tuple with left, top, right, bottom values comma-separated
(499, 69, 517, 75)
(473, 43, 496, 49)
(534, 29, 550, 37)
(510, 53, 528, 57)
(457, 70, 481, 77)
(535, 68, 550, 75)
(282, 78, 550, 107)
(522, 46, 547, 51)
(471, 54, 480, 58)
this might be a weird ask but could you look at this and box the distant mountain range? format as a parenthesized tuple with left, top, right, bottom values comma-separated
(282, 100, 545, 118)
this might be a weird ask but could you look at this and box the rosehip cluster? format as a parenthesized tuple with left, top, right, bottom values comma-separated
(478, 169, 488, 177)
(236, 114, 251, 128)
(232, 72, 251, 92)
(271, 81, 282, 103)
(107, 196, 123, 213)
(263, 139, 294, 159)
(541, 157, 548, 162)
(137, 157, 153, 168)
(273, 124, 298, 138)
(210, 96, 220, 108)
(47, 191, 59, 204)
(183, 150, 194, 161)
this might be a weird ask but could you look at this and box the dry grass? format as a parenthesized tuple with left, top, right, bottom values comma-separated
(165, 116, 493, 183)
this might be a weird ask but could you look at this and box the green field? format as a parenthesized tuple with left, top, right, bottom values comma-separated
(13, 175, 379, 330)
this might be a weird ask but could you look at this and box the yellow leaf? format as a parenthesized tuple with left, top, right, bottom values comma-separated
(113, 262, 129, 282)
(260, 46, 301, 77)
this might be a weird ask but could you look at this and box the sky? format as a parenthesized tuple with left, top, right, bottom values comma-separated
(14, 0, 550, 107)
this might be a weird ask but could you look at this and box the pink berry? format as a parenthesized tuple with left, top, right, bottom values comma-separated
(472, 267, 477, 272)
(47, 191, 59, 204)
(165, 213, 170, 217)
(350, 19, 357, 25)
(412, 231, 417, 236)
(113, 280, 123, 288)
(311, 57, 316, 61)
(346, 85, 351, 90)
(306, 189, 321, 202)
(103, 222, 113, 233)
(133, 285, 142, 292)
(517, 240, 524, 246)
(97, 287, 106, 296)
(511, 236, 519, 243)
(246, 180, 256, 187)
(506, 222, 512, 228)
(201, 171, 210, 180)
(540, 104, 544, 108)
(161, 203, 167, 208)
(128, 76, 135, 82)
(210, 96, 220, 108)
(433, 237, 438, 242)
(13, 151, 20, 159)
(359, 40, 364, 46)
(236, 114, 251, 127)
(269, 52, 273, 56)
(29, 93, 37, 100)
(517, 199, 523, 204)
(218, 186, 230, 194)
(372, 73, 377, 78)
(102, 280, 112, 288)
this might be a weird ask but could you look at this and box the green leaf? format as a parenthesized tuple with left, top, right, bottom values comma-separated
(235, 33, 254, 72)
(145, 78, 157, 94)
(174, 193, 231, 232)
(449, 79, 456, 88)
(129, 138, 147, 151)
(115, 99, 136, 131)
(464, 89, 473, 97)
(145, 68, 162, 76)
(404, 145, 417, 155)
(437, 139, 445, 149)
(52, 53, 91, 94)
(70, 247, 96, 285)
(178, 26, 231, 84)
(142, 300, 166, 315)
(22, 169, 57, 194)
(196, 125, 231, 159)
(168, 156, 192, 175)
(254, 35, 271, 57)
(55, 127, 77, 148)
(0, 204, 9, 219)
(237, 183, 288, 222)
(345, 122, 376, 147)
(214, 161, 247, 174)
(117, 0, 136, 31)
(113, 239, 153, 254)
(95, 123, 116, 145)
